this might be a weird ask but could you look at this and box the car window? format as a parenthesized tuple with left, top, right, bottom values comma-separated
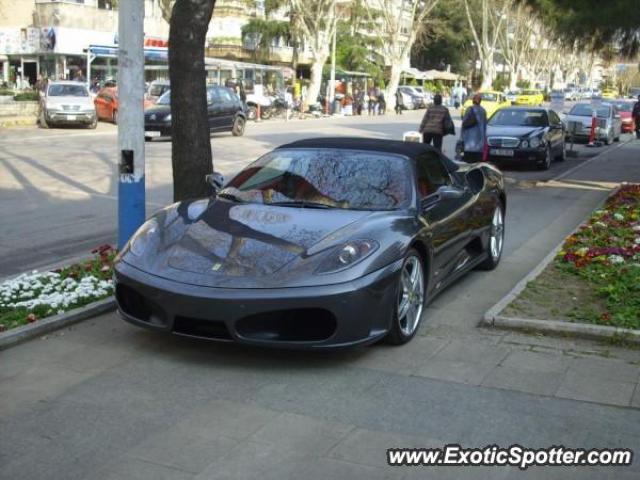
(223, 148, 412, 211)
(488, 109, 547, 127)
(480, 92, 498, 102)
(217, 87, 235, 105)
(48, 84, 89, 97)
(415, 152, 451, 198)
(569, 104, 611, 118)
(549, 110, 562, 125)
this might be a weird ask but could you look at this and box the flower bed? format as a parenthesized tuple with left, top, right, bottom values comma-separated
(504, 184, 640, 330)
(0, 245, 115, 332)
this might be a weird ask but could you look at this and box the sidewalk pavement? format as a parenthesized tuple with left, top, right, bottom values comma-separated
(1, 139, 639, 480)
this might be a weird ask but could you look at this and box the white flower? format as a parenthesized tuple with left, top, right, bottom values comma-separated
(613, 213, 624, 221)
(632, 225, 640, 232)
(635, 237, 640, 245)
(593, 221, 607, 228)
(609, 255, 625, 264)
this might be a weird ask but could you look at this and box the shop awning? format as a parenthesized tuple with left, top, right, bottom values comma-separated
(402, 68, 434, 80)
(424, 69, 460, 81)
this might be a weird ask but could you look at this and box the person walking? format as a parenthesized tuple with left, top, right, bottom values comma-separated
(377, 90, 386, 115)
(633, 94, 640, 139)
(418, 93, 455, 152)
(395, 88, 404, 114)
(460, 93, 488, 162)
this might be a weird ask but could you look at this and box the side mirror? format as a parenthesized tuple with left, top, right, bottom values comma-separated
(205, 172, 224, 193)
(466, 169, 485, 194)
(437, 185, 465, 201)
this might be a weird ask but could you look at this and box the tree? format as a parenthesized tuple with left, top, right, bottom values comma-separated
(618, 65, 640, 96)
(363, 0, 441, 111)
(288, 0, 340, 108)
(168, 0, 217, 202)
(411, 1, 474, 76)
(241, 18, 290, 64)
(462, 0, 512, 90)
(524, 0, 640, 57)
(155, 0, 175, 22)
(497, 2, 537, 89)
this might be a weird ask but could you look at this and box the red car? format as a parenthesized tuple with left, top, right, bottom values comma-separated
(94, 86, 153, 124)
(611, 100, 635, 133)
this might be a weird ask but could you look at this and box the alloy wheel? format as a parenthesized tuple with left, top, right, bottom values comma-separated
(397, 256, 425, 337)
(490, 207, 504, 261)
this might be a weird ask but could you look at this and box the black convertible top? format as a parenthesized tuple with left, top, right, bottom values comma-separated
(277, 137, 460, 172)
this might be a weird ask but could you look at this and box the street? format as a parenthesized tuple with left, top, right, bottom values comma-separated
(0, 109, 611, 276)
(1, 112, 640, 479)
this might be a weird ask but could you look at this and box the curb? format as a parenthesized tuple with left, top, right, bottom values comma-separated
(481, 182, 640, 344)
(0, 297, 116, 351)
(0, 117, 37, 128)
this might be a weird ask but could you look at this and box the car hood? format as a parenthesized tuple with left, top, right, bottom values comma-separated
(565, 114, 607, 127)
(121, 198, 405, 288)
(487, 125, 544, 138)
(145, 104, 170, 115)
(46, 96, 94, 109)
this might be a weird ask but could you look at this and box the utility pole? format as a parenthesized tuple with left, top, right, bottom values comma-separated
(117, 0, 146, 249)
(329, 2, 337, 114)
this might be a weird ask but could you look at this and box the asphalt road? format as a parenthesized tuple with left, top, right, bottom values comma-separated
(1, 112, 640, 478)
(0, 109, 623, 276)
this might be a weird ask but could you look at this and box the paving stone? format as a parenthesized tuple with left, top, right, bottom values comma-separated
(192, 440, 312, 480)
(128, 428, 239, 474)
(481, 366, 564, 396)
(413, 359, 500, 386)
(403, 465, 515, 480)
(500, 350, 571, 374)
(97, 455, 195, 480)
(327, 428, 441, 469)
(566, 356, 640, 384)
(301, 457, 398, 480)
(431, 339, 511, 366)
(555, 371, 636, 407)
(249, 412, 354, 455)
(171, 399, 281, 441)
(631, 385, 640, 409)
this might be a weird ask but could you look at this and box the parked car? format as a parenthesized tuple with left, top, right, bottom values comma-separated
(628, 87, 640, 99)
(144, 85, 247, 139)
(609, 100, 636, 133)
(145, 80, 170, 104)
(563, 102, 622, 145)
(399, 86, 426, 108)
(485, 107, 565, 170)
(563, 88, 579, 101)
(514, 89, 544, 106)
(505, 89, 520, 104)
(398, 87, 421, 109)
(114, 137, 506, 348)
(39, 81, 97, 129)
(412, 86, 433, 104)
(601, 88, 618, 99)
(461, 91, 510, 119)
(94, 86, 154, 124)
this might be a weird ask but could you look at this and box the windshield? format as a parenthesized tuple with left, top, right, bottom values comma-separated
(611, 102, 633, 112)
(222, 148, 412, 211)
(47, 84, 89, 97)
(480, 92, 498, 102)
(157, 90, 171, 105)
(569, 104, 611, 118)
(522, 90, 538, 95)
(149, 83, 169, 96)
(489, 109, 547, 127)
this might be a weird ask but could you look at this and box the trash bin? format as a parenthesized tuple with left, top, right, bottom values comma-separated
(403, 131, 422, 143)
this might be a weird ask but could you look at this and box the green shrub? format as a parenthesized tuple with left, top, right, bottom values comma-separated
(516, 79, 531, 89)
(0, 89, 14, 96)
(13, 91, 40, 101)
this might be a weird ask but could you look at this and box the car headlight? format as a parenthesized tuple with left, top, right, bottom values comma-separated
(520, 139, 529, 148)
(128, 218, 158, 256)
(315, 239, 379, 275)
(529, 137, 541, 148)
(164, 114, 171, 122)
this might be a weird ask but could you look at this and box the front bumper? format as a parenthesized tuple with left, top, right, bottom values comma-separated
(114, 259, 402, 349)
(144, 121, 172, 137)
(46, 111, 95, 125)
(486, 148, 546, 164)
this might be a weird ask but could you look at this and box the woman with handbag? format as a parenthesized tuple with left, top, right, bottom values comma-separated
(418, 94, 455, 152)
(460, 93, 487, 162)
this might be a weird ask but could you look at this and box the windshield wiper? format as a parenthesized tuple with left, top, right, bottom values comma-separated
(267, 200, 333, 209)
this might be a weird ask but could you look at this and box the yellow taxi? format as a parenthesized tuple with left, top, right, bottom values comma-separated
(514, 89, 544, 106)
(460, 91, 510, 119)
(602, 88, 618, 99)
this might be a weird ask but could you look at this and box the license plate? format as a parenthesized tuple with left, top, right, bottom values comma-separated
(490, 148, 514, 157)
(145, 131, 161, 137)
(66, 115, 76, 121)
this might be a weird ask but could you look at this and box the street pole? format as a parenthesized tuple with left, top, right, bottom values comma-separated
(117, 0, 145, 249)
(329, 3, 337, 114)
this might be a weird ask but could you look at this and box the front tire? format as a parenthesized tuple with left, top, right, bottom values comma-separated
(232, 116, 245, 136)
(88, 116, 98, 129)
(557, 140, 566, 161)
(478, 204, 505, 271)
(386, 248, 426, 345)
(537, 145, 552, 170)
(112, 109, 118, 125)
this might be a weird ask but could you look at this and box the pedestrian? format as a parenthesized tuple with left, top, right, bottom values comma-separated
(395, 88, 404, 114)
(459, 93, 488, 162)
(633, 94, 640, 139)
(368, 87, 377, 116)
(377, 90, 386, 115)
(418, 93, 455, 152)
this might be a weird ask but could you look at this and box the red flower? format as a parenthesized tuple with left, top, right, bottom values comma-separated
(26, 314, 37, 323)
